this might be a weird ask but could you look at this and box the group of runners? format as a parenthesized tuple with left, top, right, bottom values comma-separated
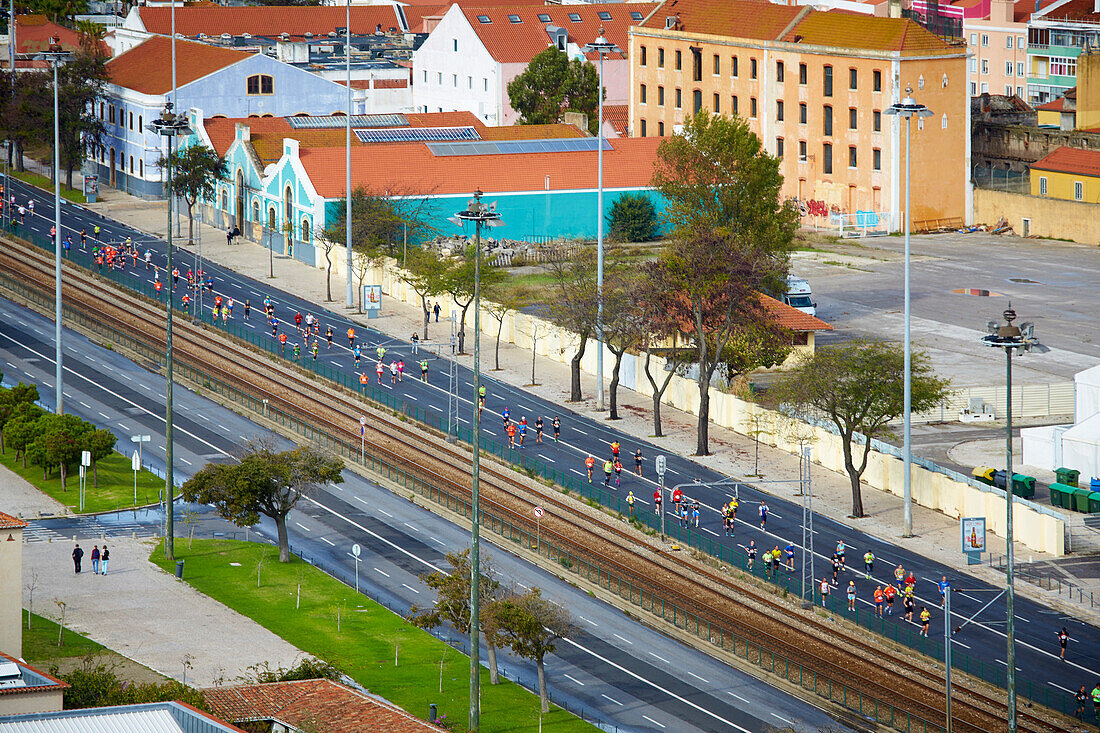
(583, 439, 644, 489)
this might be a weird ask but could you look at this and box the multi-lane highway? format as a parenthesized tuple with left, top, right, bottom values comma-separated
(0, 294, 851, 733)
(4, 175, 1098, 715)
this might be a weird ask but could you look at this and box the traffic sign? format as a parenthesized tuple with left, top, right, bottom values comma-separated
(533, 506, 544, 519)
(82, 450, 92, 467)
(359, 416, 367, 427)
(131, 450, 140, 471)
(351, 543, 361, 557)
(655, 455, 667, 476)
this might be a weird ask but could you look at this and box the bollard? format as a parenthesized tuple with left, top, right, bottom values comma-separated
(175, 560, 185, 579)
(429, 704, 437, 722)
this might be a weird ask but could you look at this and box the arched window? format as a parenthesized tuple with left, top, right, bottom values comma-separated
(301, 217, 311, 243)
(139, 159, 144, 177)
(246, 74, 274, 95)
(267, 207, 276, 230)
(252, 200, 260, 223)
(283, 186, 293, 231)
(129, 156, 133, 173)
(220, 189, 228, 210)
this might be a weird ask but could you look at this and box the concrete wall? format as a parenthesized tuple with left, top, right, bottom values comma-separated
(0, 688, 64, 717)
(0, 525, 22, 658)
(974, 187, 1100, 243)
(315, 248, 1066, 555)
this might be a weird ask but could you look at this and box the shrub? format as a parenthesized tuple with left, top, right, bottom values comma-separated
(606, 193, 659, 243)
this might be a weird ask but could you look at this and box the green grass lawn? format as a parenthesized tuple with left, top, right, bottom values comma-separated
(151, 539, 598, 733)
(7, 169, 87, 204)
(21, 610, 105, 663)
(0, 448, 164, 514)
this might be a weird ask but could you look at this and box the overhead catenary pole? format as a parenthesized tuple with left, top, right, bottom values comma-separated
(345, 0, 353, 309)
(945, 587, 952, 733)
(52, 53, 62, 414)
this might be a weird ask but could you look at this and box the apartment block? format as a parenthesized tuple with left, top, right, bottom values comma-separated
(629, 0, 970, 229)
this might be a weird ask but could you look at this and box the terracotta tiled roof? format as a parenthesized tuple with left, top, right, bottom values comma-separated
(298, 135, 664, 198)
(603, 104, 629, 136)
(0, 511, 28, 529)
(204, 679, 438, 733)
(137, 6, 405, 38)
(1031, 146, 1100, 178)
(1036, 96, 1068, 112)
(1013, 0, 1060, 22)
(639, 0, 803, 41)
(403, 4, 448, 33)
(757, 294, 832, 332)
(782, 12, 959, 53)
(461, 3, 653, 62)
(1037, 0, 1100, 21)
(15, 15, 108, 56)
(335, 78, 409, 90)
(107, 36, 250, 95)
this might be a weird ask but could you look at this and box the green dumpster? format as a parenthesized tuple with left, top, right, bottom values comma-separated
(1089, 492, 1100, 514)
(1050, 483, 1073, 508)
(971, 466, 996, 486)
(1073, 488, 1093, 512)
(1011, 474, 1036, 499)
(1055, 467, 1080, 488)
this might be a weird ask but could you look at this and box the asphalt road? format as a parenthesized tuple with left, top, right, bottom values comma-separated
(5, 177, 1099, 716)
(1, 295, 849, 733)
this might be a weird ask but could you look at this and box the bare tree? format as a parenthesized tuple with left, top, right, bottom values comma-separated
(546, 246, 598, 403)
(24, 570, 39, 629)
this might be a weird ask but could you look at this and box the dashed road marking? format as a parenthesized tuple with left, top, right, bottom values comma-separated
(641, 715, 665, 728)
(613, 633, 631, 644)
(374, 567, 390, 577)
(563, 674, 585, 686)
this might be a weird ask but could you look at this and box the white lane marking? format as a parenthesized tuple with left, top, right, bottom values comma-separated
(320, 537, 336, 547)
(1049, 682, 1076, 694)
(404, 522, 418, 532)
(648, 652, 670, 664)
(641, 715, 666, 729)
(428, 404, 443, 411)
(726, 691, 750, 704)
(402, 583, 420, 594)
(702, 528, 719, 536)
(601, 694, 623, 706)
(687, 671, 709, 683)
(771, 714, 794, 725)
(542, 456, 555, 463)
(304, 496, 441, 574)
(612, 633, 632, 644)
(79, 401, 90, 408)
(179, 457, 192, 465)
(573, 429, 588, 436)
(295, 522, 311, 532)
(563, 674, 585, 686)
(430, 537, 446, 546)
(378, 509, 392, 517)
(354, 496, 369, 505)
(217, 424, 230, 431)
(952, 640, 971, 649)
(98, 411, 110, 419)
(578, 616, 598, 627)
(373, 567, 390, 577)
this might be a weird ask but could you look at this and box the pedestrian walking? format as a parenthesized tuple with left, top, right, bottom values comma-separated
(1093, 683, 1100, 720)
(653, 489, 661, 516)
(91, 545, 100, 574)
(411, 332, 419, 354)
(919, 606, 931, 637)
(863, 550, 874, 579)
(835, 540, 846, 568)
(100, 544, 109, 575)
(244, 299, 251, 318)
(396, 359, 404, 382)
(433, 301, 441, 322)
(894, 564, 906, 593)
(1057, 627, 1070, 660)
(784, 542, 796, 572)
(903, 594, 915, 622)
(847, 581, 857, 611)
(326, 326, 333, 348)
(72, 544, 84, 573)
(691, 500, 699, 527)
(518, 418, 527, 448)
(831, 554, 841, 585)
(758, 502, 769, 529)
(389, 361, 397, 384)
(375, 359, 384, 384)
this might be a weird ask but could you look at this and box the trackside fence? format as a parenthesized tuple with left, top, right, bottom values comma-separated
(1, 230, 1086, 727)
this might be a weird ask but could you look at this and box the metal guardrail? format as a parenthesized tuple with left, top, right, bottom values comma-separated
(989, 554, 1098, 610)
(2, 228, 1088, 726)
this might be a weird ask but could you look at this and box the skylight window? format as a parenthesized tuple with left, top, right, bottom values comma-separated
(476, 14, 491, 23)
(598, 11, 612, 20)
(568, 12, 581, 21)
(508, 14, 521, 23)
(630, 11, 643, 20)
(537, 13, 551, 22)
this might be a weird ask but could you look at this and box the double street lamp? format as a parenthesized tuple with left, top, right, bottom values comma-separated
(448, 190, 502, 733)
(980, 304, 1041, 733)
(147, 101, 191, 561)
(582, 29, 620, 413)
(885, 86, 932, 538)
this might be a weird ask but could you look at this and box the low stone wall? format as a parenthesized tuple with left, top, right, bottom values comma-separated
(973, 187, 1100, 245)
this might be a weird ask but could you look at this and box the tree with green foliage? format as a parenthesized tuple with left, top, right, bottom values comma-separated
(58, 47, 109, 190)
(443, 245, 506, 354)
(0, 382, 40, 453)
(408, 549, 505, 684)
(237, 658, 340, 683)
(52, 663, 209, 711)
(160, 144, 228, 246)
(606, 192, 659, 243)
(647, 110, 798, 455)
(0, 69, 49, 173)
(506, 46, 601, 134)
(181, 440, 343, 562)
(400, 247, 449, 340)
(546, 245, 598, 402)
(26, 414, 90, 488)
(490, 588, 576, 713)
(769, 340, 951, 517)
(82, 428, 116, 490)
(5, 405, 43, 467)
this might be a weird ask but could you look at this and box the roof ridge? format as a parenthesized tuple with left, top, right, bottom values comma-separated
(776, 6, 812, 42)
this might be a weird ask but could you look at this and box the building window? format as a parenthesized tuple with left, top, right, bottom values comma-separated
(108, 106, 115, 124)
(640, 46, 647, 66)
(424, 70, 428, 83)
(750, 58, 757, 79)
(137, 114, 142, 131)
(1075, 181, 1083, 200)
(658, 121, 665, 136)
(942, 113, 948, 129)
(476, 14, 490, 23)
(453, 74, 457, 87)
(692, 47, 702, 81)
(971, 81, 977, 94)
(799, 102, 807, 124)
(675, 49, 682, 70)
(99, 102, 104, 119)
(823, 105, 832, 135)
(1006, 36, 1014, 49)
(640, 84, 647, 103)
(732, 55, 738, 77)
(713, 54, 720, 75)
(823, 65, 833, 96)
(799, 63, 807, 84)
(873, 69, 882, 92)
(1017, 36, 1025, 49)
(849, 146, 857, 168)
(776, 137, 784, 158)
(117, 106, 123, 126)
(438, 72, 443, 84)
(129, 155, 133, 173)
(658, 86, 665, 106)
(658, 48, 665, 68)
(823, 143, 833, 174)
(873, 148, 881, 170)
(981, 34, 988, 46)
(873, 110, 881, 131)
(849, 68, 857, 90)
(1017, 62, 1024, 76)
(799, 140, 807, 160)
(301, 218, 311, 243)
(970, 33, 977, 44)
(675, 88, 682, 108)
(139, 159, 143, 177)
(1006, 84, 1013, 95)
(731, 95, 738, 114)
(453, 39, 458, 51)
(246, 74, 273, 95)
(641, 119, 647, 137)
(267, 207, 276, 230)
(776, 100, 784, 121)
(714, 92, 720, 112)
(969, 58, 978, 73)
(1039, 176, 1047, 195)
(507, 14, 521, 23)
(484, 78, 488, 91)
(849, 107, 857, 129)
(693, 89, 702, 113)
(128, 111, 133, 130)
(1050, 57, 1077, 77)
(750, 97, 757, 117)
(776, 60, 784, 82)
(981, 59, 988, 75)
(468, 76, 473, 89)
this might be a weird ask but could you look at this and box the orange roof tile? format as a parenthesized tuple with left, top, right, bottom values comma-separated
(640, 0, 803, 41)
(335, 78, 409, 90)
(1035, 97, 1068, 112)
(107, 36, 250, 95)
(137, 6, 404, 37)
(782, 11, 958, 53)
(1038, 0, 1100, 21)
(0, 511, 28, 529)
(204, 679, 438, 733)
(603, 104, 629, 136)
(403, 4, 448, 33)
(1031, 146, 1100, 178)
(758, 294, 832, 332)
(298, 135, 664, 198)
(461, 3, 653, 62)
(15, 15, 108, 56)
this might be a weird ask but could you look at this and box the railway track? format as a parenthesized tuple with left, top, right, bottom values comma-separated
(0, 239, 1067, 733)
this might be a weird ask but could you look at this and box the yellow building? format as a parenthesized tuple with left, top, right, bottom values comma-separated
(1030, 146, 1100, 203)
(628, 0, 970, 230)
(0, 512, 26, 660)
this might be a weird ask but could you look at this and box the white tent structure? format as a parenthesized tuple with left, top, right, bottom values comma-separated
(1023, 363, 1100, 481)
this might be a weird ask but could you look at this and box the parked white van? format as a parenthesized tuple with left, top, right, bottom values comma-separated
(783, 276, 816, 317)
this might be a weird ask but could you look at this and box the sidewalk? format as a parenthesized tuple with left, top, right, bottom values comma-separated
(79, 184, 1100, 623)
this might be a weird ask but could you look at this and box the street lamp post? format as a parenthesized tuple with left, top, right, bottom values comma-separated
(980, 305, 1040, 733)
(885, 86, 932, 538)
(582, 29, 620, 413)
(148, 101, 191, 562)
(449, 190, 502, 733)
(345, 0, 354, 309)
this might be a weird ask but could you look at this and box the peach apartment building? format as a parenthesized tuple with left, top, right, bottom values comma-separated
(964, 0, 1055, 98)
(629, 0, 971, 229)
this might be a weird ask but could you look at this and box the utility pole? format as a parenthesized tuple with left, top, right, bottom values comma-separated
(800, 447, 814, 607)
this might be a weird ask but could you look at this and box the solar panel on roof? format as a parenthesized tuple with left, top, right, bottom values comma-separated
(288, 114, 407, 129)
(354, 126, 481, 143)
(426, 138, 611, 156)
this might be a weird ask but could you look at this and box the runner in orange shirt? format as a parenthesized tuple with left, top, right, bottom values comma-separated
(585, 455, 596, 483)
